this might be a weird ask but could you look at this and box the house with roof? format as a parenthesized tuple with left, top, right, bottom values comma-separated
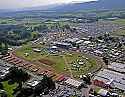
(93, 69, 125, 91)
(108, 62, 125, 73)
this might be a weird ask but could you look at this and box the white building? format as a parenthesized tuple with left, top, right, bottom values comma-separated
(108, 62, 125, 73)
(65, 78, 83, 88)
(94, 69, 125, 91)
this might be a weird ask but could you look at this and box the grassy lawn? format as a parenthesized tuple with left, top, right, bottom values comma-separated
(112, 29, 125, 36)
(0, 19, 17, 24)
(112, 19, 125, 25)
(65, 53, 97, 78)
(15, 43, 46, 61)
(15, 44, 68, 74)
(42, 54, 68, 73)
(94, 87, 102, 93)
(70, 96, 77, 97)
(1, 81, 18, 97)
(109, 19, 125, 36)
(15, 43, 98, 78)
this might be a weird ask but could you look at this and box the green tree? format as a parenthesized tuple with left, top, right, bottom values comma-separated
(31, 32, 38, 39)
(7, 67, 30, 89)
(34, 74, 55, 96)
(0, 82, 3, 89)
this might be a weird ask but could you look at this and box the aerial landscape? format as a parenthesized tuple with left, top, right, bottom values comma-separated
(0, 0, 125, 97)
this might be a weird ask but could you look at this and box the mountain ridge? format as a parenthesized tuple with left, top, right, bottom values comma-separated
(0, 0, 125, 13)
(48, 0, 125, 12)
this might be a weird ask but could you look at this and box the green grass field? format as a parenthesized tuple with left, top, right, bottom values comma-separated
(113, 29, 125, 36)
(0, 81, 18, 97)
(109, 19, 125, 36)
(112, 19, 125, 25)
(15, 43, 99, 78)
(0, 19, 17, 24)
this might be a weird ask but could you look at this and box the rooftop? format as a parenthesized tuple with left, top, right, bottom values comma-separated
(108, 62, 125, 73)
(94, 69, 125, 90)
(65, 78, 83, 88)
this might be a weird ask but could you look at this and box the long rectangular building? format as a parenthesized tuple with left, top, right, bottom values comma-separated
(93, 69, 125, 91)
(108, 62, 125, 73)
(53, 42, 72, 49)
(65, 78, 83, 88)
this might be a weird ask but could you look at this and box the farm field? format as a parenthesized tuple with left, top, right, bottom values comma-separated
(15, 43, 99, 78)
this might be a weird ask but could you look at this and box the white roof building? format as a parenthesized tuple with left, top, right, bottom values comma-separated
(27, 79, 40, 87)
(65, 78, 83, 88)
(94, 69, 125, 91)
(94, 50, 103, 54)
(33, 48, 41, 52)
(84, 41, 91, 44)
(76, 40, 84, 44)
(51, 46, 58, 49)
(65, 38, 79, 43)
(108, 62, 125, 73)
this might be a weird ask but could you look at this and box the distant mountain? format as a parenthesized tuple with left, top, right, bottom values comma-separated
(0, 4, 59, 13)
(18, 4, 61, 11)
(48, 0, 125, 12)
(0, 0, 125, 13)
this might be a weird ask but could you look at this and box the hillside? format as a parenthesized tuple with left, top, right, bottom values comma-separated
(49, 0, 125, 12)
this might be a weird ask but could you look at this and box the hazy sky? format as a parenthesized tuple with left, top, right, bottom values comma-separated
(0, 0, 97, 9)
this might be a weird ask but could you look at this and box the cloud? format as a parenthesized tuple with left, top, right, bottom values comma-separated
(0, 0, 97, 9)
